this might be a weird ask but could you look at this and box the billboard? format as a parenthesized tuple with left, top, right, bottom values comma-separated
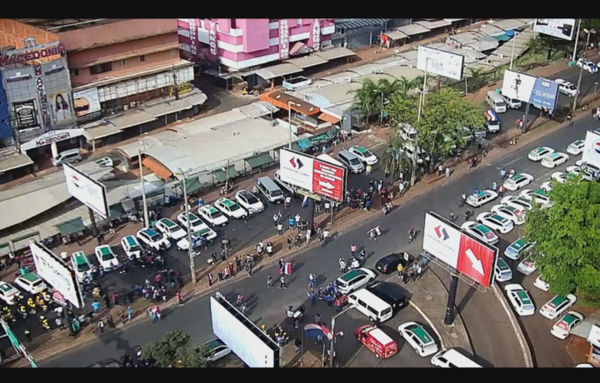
(29, 241, 83, 308)
(211, 295, 280, 367)
(534, 19, 577, 41)
(417, 46, 464, 81)
(530, 77, 559, 111)
(13, 101, 38, 130)
(582, 130, 600, 170)
(50, 91, 74, 125)
(423, 212, 497, 288)
(73, 88, 101, 119)
(63, 163, 109, 218)
(502, 70, 536, 103)
(279, 149, 346, 202)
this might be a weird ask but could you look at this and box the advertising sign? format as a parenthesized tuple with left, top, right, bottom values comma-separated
(457, 233, 497, 288)
(279, 149, 314, 191)
(279, 20, 290, 59)
(312, 19, 321, 51)
(423, 212, 461, 268)
(417, 46, 464, 81)
(63, 163, 109, 218)
(211, 296, 280, 367)
(582, 130, 600, 170)
(209, 20, 218, 57)
(501, 70, 536, 103)
(50, 91, 74, 125)
(313, 159, 344, 202)
(529, 77, 559, 111)
(588, 324, 600, 348)
(13, 101, 38, 129)
(0, 42, 66, 67)
(534, 19, 577, 41)
(29, 241, 83, 308)
(34, 65, 51, 128)
(73, 88, 101, 119)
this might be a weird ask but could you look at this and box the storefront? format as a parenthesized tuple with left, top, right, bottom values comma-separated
(19, 129, 85, 163)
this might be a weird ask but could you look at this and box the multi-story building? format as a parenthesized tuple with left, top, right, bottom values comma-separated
(178, 19, 336, 71)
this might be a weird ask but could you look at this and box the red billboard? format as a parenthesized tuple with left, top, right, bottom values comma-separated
(457, 234, 497, 288)
(312, 159, 345, 202)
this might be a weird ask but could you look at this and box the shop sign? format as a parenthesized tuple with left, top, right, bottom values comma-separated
(280, 20, 289, 59)
(0, 43, 66, 67)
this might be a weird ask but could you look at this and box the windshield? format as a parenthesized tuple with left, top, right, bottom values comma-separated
(229, 204, 240, 211)
(129, 245, 141, 252)
(210, 211, 223, 219)
(350, 158, 361, 166)
(32, 279, 43, 287)
(246, 195, 259, 204)
(497, 101, 506, 107)
(191, 220, 203, 228)
(271, 189, 283, 197)
(150, 233, 164, 241)
(77, 263, 90, 273)
(101, 253, 115, 261)
(169, 226, 181, 233)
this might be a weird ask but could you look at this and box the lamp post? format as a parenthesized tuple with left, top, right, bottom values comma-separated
(137, 141, 149, 228)
(509, 31, 520, 70)
(288, 101, 296, 149)
(411, 59, 428, 186)
(177, 168, 198, 284)
(573, 28, 596, 111)
(572, 19, 582, 63)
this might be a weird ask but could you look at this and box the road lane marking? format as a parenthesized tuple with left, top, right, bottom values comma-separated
(408, 300, 445, 351)
(503, 157, 523, 167)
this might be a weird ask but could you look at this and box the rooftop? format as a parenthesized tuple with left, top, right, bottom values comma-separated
(16, 19, 124, 33)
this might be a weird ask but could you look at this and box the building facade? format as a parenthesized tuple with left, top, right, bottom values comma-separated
(0, 71, 12, 145)
(178, 19, 336, 71)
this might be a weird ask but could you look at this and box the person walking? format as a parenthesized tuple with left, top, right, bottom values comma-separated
(460, 193, 466, 208)
(108, 221, 115, 235)
(55, 316, 65, 330)
(306, 228, 311, 245)
(277, 222, 284, 235)
(267, 274, 274, 288)
(126, 306, 133, 322)
(279, 275, 288, 289)
(445, 167, 450, 178)
(567, 112, 573, 126)
(324, 201, 331, 213)
(24, 329, 32, 342)
(309, 290, 317, 307)
(468, 158, 473, 170)
(285, 195, 292, 209)
(103, 294, 111, 309)
(295, 337, 302, 353)
(366, 164, 372, 176)
(235, 256, 242, 272)
(176, 290, 183, 305)
(438, 164, 444, 176)
(92, 300, 100, 313)
(326, 294, 333, 307)
(287, 235, 293, 250)
(97, 320, 105, 334)
(208, 272, 214, 286)
(334, 297, 342, 312)
(288, 217, 295, 231)
(107, 314, 115, 329)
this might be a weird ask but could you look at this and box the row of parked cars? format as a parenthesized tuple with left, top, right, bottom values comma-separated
(0, 272, 49, 305)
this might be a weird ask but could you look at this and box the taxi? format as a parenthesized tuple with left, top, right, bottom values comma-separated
(398, 322, 439, 357)
(72, 251, 92, 282)
(466, 190, 498, 208)
(94, 245, 121, 271)
(155, 218, 187, 240)
(503, 173, 534, 191)
(551, 311, 584, 339)
(504, 238, 534, 260)
(215, 197, 248, 219)
(121, 235, 142, 260)
(14, 272, 47, 294)
(519, 189, 551, 207)
(137, 228, 171, 251)
(198, 205, 229, 227)
(476, 212, 514, 234)
(349, 145, 379, 165)
(566, 140, 585, 156)
(461, 222, 499, 245)
(176, 227, 218, 250)
(540, 294, 577, 320)
(541, 152, 569, 169)
(491, 204, 525, 225)
(494, 258, 512, 282)
(0, 282, 20, 305)
(528, 146, 554, 162)
(505, 284, 535, 316)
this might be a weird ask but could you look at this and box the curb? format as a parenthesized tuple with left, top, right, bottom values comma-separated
(408, 301, 445, 351)
(492, 284, 534, 368)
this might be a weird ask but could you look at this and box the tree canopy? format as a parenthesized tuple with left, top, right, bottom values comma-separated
(142, 331, 214, 368)
(524, 176, 600, 307)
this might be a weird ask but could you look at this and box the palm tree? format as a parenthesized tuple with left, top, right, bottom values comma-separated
(348, 79, 380, 130)
(467, 68, 488, 92)
(381, 135, 411, 183)
(394, 76, 417, 97)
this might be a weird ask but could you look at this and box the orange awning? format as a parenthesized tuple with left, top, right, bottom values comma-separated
(142, 156, 173, 180)
(318, 112, 341, 124)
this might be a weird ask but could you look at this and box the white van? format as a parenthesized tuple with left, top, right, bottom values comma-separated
(52, 148, 83, 167)
(398, 123, 417, 141)
(348, 288, 393, 323)
(430, 349, 482, 368)
(337, 150, 365, 173)
(255, 176, 284, 203)
(486, 91, 507, 113)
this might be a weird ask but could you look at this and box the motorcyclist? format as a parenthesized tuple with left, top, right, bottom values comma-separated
(450, 212, 455, 222)
(369, 229, 377, 241)
(408, 228, 416, 241)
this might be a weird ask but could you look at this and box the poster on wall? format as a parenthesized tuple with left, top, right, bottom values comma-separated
(50, 91, 73, 125)
(34, 65, 50, 129)
(13, 101, 38, 129)
(73, 88, 101, 119)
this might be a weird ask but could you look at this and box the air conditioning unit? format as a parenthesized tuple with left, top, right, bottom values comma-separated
(487, 59, 493, 64)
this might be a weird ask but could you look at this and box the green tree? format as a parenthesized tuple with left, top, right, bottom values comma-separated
(466, 68, 489, 91)
(381, 135, 411, 182)
(142, 331, 214, 367)
(348, 79, 380, 130)
(524, 177, 600, 307)
(395, 76, 418, 97)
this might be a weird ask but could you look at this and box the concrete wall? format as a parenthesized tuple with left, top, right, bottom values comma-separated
(0, 19, 58, 51)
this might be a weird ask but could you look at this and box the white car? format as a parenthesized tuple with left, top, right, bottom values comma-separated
(176, 226, 218, 250)
(335, 268, 376, 294)
(541, 181, 552, 192)
(137, 228, 172, 251)
(476, 212, 514, 234)
(214, 197, 248, 219)
(534, 275, 550, 292)
(528, 146, 555, 162)
(14, 273, 47, 294)
(540, 294, 577, 320)
(566, 165, 594, 181)
(461, 221, 499, 245)
(235, 190, 265, 214)
(72, 251, 92, 282)
(576, 58, 598, 74)
(551, 171, 571, 184)
(349, 145, 378, 165)
(505, 238, 535, 260)
(466, 190, 498, 208)
(205, 338, 232, 363)
(491, 204, 526, 225)
(503, 173, 534, 191)
(177, 212, 207, 231)
(94, 245, 121, 271)
(94, 157, 114, 167)
(519, 189, 551, 207)
(0, 282, 20, 305)
(541, 152, 569, 168)
(567, 140, 585, 155)
(555, 79, 579, 98)
(495, 258, 513, 282)
(551, 312, 584, 340)
(517, 255, 537, 275)
(398, 322, 439, 357)
(505, 284, 536, 316)
(120, 235, 142, 260)
(502, 195, 533, 211)
(498, 89, 522, 109)
(155, 218, 187, 240)
(576, 159, 600, 177)
(198, 205, 229, 227)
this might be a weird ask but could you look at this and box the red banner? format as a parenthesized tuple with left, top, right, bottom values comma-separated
(457, 234, 496, 288)
(312, 159, 345, 202)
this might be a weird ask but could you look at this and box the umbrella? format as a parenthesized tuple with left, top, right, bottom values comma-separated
(304, 323, 334, 340)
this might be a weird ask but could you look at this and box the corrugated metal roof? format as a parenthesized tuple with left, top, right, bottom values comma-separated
(444, 18, 467, 23)
(83, 124, 123, 141)
(347, 63, 386, 76)
(300, 82, 363, 106)
(321, 71, 360, 84)
(335, 19, 391, 31)
(397, 24, 431, 36)
(415, 20, 451, 30)
(234, 101, 279, 119)
(398, 50, 419, 61)
(0, 147, 33, 173)
(355, 73, 395, 83)
(491, 19, 529, 31)
(284, 55, 328, 69)
(254, 63, 303, 80)
(381, 65, 426, 80)
(447, 31, 480, 44)
(104, 109, 157, 130)
(142, 99, 192, 118)
(464, 38, 499, 52)
(176, 110, 247, 137)
(478, 25, 507, 37)
(384, 30, 409, 40)
(314, 46, 355, 61)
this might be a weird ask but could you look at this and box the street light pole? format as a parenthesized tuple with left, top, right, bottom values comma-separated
(138, 148, 149, 228)
(411, 62, 428, 186)
(573, 20, 582, 62)
(179, 169, 197, 284)
(573, 29, 595, 111)
(288, 101, 294, 149)
(509, 31, 519, 70)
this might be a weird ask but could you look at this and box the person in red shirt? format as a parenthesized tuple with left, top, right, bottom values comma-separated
(176, 290, 182, 305)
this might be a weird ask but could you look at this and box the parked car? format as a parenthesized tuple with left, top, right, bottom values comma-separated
(356, 325, 398, 359)
(375, 253, 410, 274)
(576, 58, 598, 74)
(72, 251, 92, 282)
(540, 294, 577, 320)
(461, 222, 499, 245)
(137, 228, 172, 251)
(234, 190, 265, 214)
(335, 268, 376, 294)
(555, 79, 578, 98)
(204, 338, 232, 363)
(120, 235, 142, 260)
(494, 258, 512, 282)
(398, 322, 439, 357)
(504, 238, 535, 261)
(94, 157, 114, 167)
(14, 272, 47, 294)
(0, 282, 20, 305)
(198, 205, 229, 227)
(533, 275, 550, 292)
(214, 197, 248, 219)
(517, 255, 537, 275)
(176, 227, 218, 250)
(366, 281, 408, 311)
(551, 311, 584, 340)
(94, 245, 121, 271)
(349, 145, 379, 165)
(155, 218, 187, 240)
(505, 284, 535, 316)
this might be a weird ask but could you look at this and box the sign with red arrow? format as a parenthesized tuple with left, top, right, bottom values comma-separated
(312, 159, 345, 202)
(456, 234, 497, 288)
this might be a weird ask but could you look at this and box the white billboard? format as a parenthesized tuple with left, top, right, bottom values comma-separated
(73, 88, 101, 118)
(534, 19, 577, 41)
(582, 130, 600, 170)
(417, 46, 464, 81)
(64, 163, 109, 218)
(30, 241, 83, 308)
(210, 296, 280, 367)
(279, 149, 315, 191)
(501, 70, 537, 103)
(423, 212, 461, 269)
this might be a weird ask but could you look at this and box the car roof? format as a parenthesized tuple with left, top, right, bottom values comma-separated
(368, 282, 406, 300)
(511, 238, 527, 250)
(379, 253, 400, 262)
(548, 295, 567, 307)
(515, 290, 532, 304)
(185, 212, 200, 220)
(98, 246, 112, 255)
(560, 313, 580, 325)
(405, 323, 434, 344)
(476, 191, 488, 197)
(205, 338, 226, 349)
(490, 214, 507, 222)
(339, 269, 366, 282)
(474, 224, 491, 233)
(19, 273, 41, 283)
(142, 228, 159, 236)
(73, 252, 88, 264)
(202, 205, 219, 214)
(218, 198, 237, 207)
(0, 282, 16, 292)
(159, 218, 176, 227)
(124, 236, 138, 246)
(496, 258, 509, 269)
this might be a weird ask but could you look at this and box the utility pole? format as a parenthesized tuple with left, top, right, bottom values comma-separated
(329, 306, 349, 367)
(573, 19, 582, 62)
(509, 31, 519, 70)
(574, 29, 595, 111)
(138, 149, 149, 228)
(180, 170, 197, 284)
(444, 274, 459, 325)
(88, 207, 98, 237)
(411, 61, 428, 186)
(288, 101, 294, 149)
(172, 66, 179, 100)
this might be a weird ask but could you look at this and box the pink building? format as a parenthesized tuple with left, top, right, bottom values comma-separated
(177, 19, 335, 70)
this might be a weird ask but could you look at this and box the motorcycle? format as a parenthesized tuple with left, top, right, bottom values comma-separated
(368, 226, 382, 241)
(408, 230, 415, 243)
(292, 304, 306, 329)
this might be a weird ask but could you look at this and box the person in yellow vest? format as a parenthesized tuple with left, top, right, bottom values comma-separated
(40, 315, 51, 331)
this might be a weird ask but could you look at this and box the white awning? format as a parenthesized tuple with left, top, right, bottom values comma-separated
(397, 24, 431, 36)
(284, 55, 328, 69)
(83, 124, 123, 141)
(103, 109, 157, 130)
(0, 147, 33, 173)
(314, 46, 355, 61)
(255, 63, 303, 80)
(415, 20, 451, 30)
(20, 129, 85, 152)
(142, 99, 192, 118)
(384, 30, 409, 40)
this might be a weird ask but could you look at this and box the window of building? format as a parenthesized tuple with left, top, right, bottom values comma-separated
(120, 59, 127, 66)
(90, 63, 112, 75)
(73, 69, 80, 76)
(139, 55, 146, 62)
(230, 19, 236, 29)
